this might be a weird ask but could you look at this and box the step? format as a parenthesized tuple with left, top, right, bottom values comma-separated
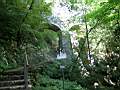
(0, 85, 32, 90)
(0, 75, 24, 81)
(0, 79, 31, 87)
(1, 71, 24, 75)
(1, 67, 24, 75)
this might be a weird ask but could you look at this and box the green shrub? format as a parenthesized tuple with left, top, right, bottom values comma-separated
(32, 75, 86, 90)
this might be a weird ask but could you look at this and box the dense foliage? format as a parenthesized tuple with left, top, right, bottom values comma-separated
(66, 0, 120, 90)
(32, 74, 85, 90)
(0, 0, 58, 71)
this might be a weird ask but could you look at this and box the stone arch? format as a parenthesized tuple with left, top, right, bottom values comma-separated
(46, 23, 63, 56)
(69, 24, 81, 31)
(69, 24, 85, 39)
(48, 23, 61, 32)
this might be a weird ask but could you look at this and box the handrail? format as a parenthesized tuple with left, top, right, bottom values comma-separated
(24, 49, 29, 90)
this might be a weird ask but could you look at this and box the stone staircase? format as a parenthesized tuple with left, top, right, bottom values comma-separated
(0, 68, 32, 90)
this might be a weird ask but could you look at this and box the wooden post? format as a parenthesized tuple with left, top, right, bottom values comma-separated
(60, 65, 65, 90)
(24, 48, 28, 90)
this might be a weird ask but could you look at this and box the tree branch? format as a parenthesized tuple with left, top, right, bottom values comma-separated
(88, 19, 100, 34)
(17, 0, 34, 47)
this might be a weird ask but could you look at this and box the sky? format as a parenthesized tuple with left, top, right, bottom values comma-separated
(52, 0, 72, 22)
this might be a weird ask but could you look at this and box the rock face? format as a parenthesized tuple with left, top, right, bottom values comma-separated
(56, 32, 74, 63)
(47, 24, 74, 61)
(62, 33, 73, 60)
